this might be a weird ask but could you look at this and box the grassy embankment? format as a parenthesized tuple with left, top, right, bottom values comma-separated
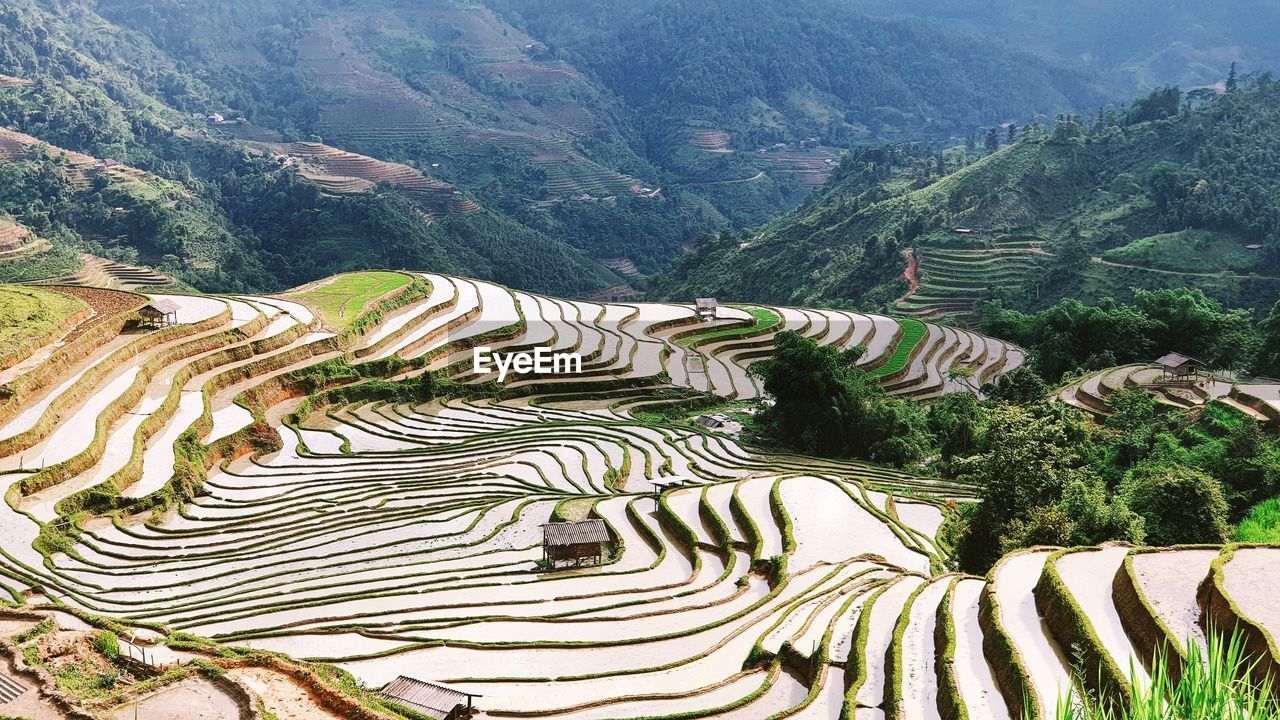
(287, 271, 414, 329)
(0, 285, 89, 370)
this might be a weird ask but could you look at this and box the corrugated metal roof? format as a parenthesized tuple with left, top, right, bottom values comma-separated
(1156, 352, 1199, 368)
(0, 670, 27, 704)
(380, 676, 468, 719)
(543, 519, 610, 546)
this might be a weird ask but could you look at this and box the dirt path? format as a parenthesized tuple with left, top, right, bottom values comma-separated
(901, 248, 920, 295)
(1091, 257, 1280, 281)
(227, 667, 346, 720)
(680, 171, 767, 186)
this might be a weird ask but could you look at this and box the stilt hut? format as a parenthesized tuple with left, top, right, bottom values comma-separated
(542, 519, 611, 567)
(380, 676, 478, 719)
(138, 299, 179, 328)
(1155, 352, 1202, 382)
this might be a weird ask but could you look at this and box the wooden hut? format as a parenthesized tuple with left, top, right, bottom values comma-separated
(542, 519, 611, 567)
(380, 676, 477, 719)
(138, 299, 179, 328)
(695, 297, 718, 321)
(1155, 352, 1202, 381)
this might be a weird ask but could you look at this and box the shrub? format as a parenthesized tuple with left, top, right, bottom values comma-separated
(998, 505, 1072, 553)
(1122, 464, 1229, 545)
(93, 630, 120, 661)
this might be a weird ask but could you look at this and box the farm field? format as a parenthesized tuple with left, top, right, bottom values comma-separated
(895, 241, 1049, 321)
(1056, 363, 1277, 422)
(0, 270, 1267, 720)
(287, 272, 415, 329)
(0, 286, 88, 372)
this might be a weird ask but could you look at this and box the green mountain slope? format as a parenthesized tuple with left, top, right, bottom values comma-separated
(851, 0, 1280, 91)
(485, 0, 1109, 225)
(0, 0, 621, 294)
(651, 79, 1280, 315)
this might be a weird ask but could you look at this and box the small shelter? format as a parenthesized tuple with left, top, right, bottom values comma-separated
(138, 299, 179, 328)
(1155, 352, 1202, 381)
(695, 415, 725, 430)
(380, 676, 477, 720)
(695, 297, 718, 321)
(543, 519, 611, 567)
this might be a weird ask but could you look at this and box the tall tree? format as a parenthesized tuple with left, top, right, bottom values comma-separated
(984, 127, 1000, 154)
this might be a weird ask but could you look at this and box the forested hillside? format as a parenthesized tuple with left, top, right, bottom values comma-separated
(852, 0, 1280, 91)
(651, 77, 1280, 316)
(485, 0, 1107, 225)
(0, 0, 628, 293)
(2, 0, 1277, 300)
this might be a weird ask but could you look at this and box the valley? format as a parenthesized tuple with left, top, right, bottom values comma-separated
(3, 2, 1280, 719)
(0, 273, 1275, 720)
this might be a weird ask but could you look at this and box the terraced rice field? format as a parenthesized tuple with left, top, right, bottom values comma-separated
(0, 286, 89, 372)
(288, 271, 414, 329)
(261, 142, 474, 218)
(1056, 363, 1276, 421)
(0, 219, 50, 261)
(42, 253, 177, 292)
(0, 128, 164, 191)
(0, 271, 1265, 719)
(895, 242, 1049, 321)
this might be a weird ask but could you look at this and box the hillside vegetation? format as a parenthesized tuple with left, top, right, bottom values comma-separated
(0, 0, 623, 294)
(0, 285, 87, 370)
(854, 0, 1280, 92)
(0, 0, 1135, 297)
(652, 77, 1280, 316)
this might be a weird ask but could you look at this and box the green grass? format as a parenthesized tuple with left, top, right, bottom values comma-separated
(868, 319, 927, 377)
(287, 271, 413, 329)
(0, 285, 87, 363)
(675, 306, 781, 347)
(1102, 230, 1260, 275)
(1236, 497, 1280, 543)
(1046, 627, 1280, 720)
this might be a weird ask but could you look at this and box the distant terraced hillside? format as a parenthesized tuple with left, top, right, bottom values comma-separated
(260, 142, 478, 219)
(1057, 363, 1278, 422)
(896, 239, 1051, 321)
(291, 8, 649, 204)
(0, 271, 1271, 720)
(656, 82, 1280, 318)
(0, 128, 168, 192)
(42, 253, 179, 292)
(0, 219, 49, 261)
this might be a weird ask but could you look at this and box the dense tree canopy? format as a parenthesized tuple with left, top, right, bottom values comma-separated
(748, 331, 932, 466)
(982, 288, 1262, 381)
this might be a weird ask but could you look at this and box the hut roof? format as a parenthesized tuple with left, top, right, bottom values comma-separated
(0, 669, 28, 703)
(142, 299, 181, 316)
(380, 676, 471, 719)
(543, 519, 610, 546)
(1155, 352, 1200, 369)
(695, 298, 717, 309)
